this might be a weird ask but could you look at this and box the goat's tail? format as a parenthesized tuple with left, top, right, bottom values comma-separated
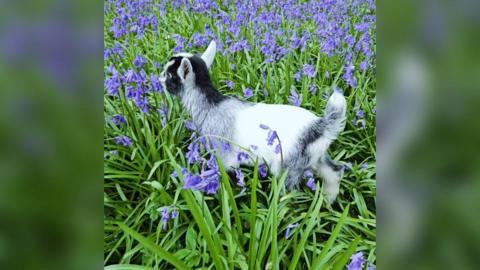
(323, 90, 347, 140)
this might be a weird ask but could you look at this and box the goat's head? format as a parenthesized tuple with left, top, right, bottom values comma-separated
(160, 40, 217, 96)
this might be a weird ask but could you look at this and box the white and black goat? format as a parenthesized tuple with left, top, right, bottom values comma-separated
(159, 41, 347, 203)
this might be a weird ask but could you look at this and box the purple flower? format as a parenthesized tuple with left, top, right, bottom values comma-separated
(222, 142, 232, 152)
(171, 208, 179, 219)
(151, 74, 164, 92)
(368, 264, 376, 270)
(186, 141, 202, 164)
(230, 63, 236, 70)
(161, 208, 170, 231)
(294, 71, 302, 82)
(133, 55, 147, 68)
(243, 88, 254, 98)
(306, 178, 316, 191)
(184, 121, 197, 131)
(112, 114, 126, 126)
(303, 64, 316, 78)
(184, 173, 203, 189)
(250, 145, 258, 151)
(259, 164, 268, 178)
(288, 88, 303, 106)
(361, 163, 369, 170)
(308, 84, 317, 94)
(237, 151, 249, 162)
(157, 103, 169, 127)
(267, 130, 278, 146)
(285, 223, 299, 239)
(226, 80, 235, 89)
(360, 61, 369, 71)
(356, 110, 365, 118)
(347, 252, 366, 270)
(235, 168, 245, 187)
(259, 124, 270, 130)
(114, 135, 133, 147)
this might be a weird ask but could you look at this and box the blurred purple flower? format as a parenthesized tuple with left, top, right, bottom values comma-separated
(161, 208, 170, 231)
(226, 80, 235, 89)
(235, 168, 245, 187)
(285, 223, 299, 239)
(171, 208, 179, 219)
(184, 121, 196, 131)
(356, 110, 365, 118)
(237, 151, 249, 162)
(112, 114, 126, 126)
(133, 55, 147, 68)
(306, 178, 316, 190)
(288, 88, 303, 106)
(303, 64, 316, 78)
(114, 135, 132, 147)
(259, 164, 268, 178)
(309, 84, 317, 94)
(243, 88, 254, 98)
(347, 252, 366, 270)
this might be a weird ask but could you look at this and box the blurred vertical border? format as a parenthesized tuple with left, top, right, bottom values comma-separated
(379, 0, 480, 269)
(0, 0, 103, 269)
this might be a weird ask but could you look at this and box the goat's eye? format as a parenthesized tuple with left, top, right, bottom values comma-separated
(167, 73, 172, 79)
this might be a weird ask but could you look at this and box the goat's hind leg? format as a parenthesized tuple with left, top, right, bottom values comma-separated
(315, 155, 343, 204)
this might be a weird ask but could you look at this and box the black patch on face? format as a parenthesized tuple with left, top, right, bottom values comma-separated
(165, 57, 183, 95)
(188, 55, 226, 105)
(299, 118, 326, 155)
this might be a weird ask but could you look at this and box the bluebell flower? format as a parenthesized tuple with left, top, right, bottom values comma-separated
(294, 71, 302, 82)
(259, 124, 270, 130)
(133, 55, 147, 68)
(235, 169, 245, 187)
(237, 151, 249, 162)
(226, 80, 235, 89)
(114, 135, 133, 147)
(356, 110, 365, 118)
(171, 208, 179, 219)
(184, 121, 197, 131)
(244, 88, 254, 98)
(161, 208, 170, 231)
(308, 84, 317, 94)
(367, 264, 376, 270)
(222, 142, 232, 152)
(186, 141, 201, 164)
(303, 64, 316, 78)
(112, 115, 126, 126)
(250, 145, 258, 151)
(285, 223, 299, 239)
(288, 88, 303, 106)
(307, 178, 316, 190)
(259, 164, 268, 178)
(347, 252, 366, 270)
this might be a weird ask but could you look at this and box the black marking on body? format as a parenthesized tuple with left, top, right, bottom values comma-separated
(298, 118, 326, 155)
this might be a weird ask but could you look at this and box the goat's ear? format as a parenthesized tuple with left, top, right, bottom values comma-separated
(201, 40, 216, 69)
(178, 58, 193, 81)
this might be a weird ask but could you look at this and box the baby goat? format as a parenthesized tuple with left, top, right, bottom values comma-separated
(160, 41, 346, 203)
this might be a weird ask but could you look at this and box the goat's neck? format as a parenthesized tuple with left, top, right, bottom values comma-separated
(180, 86, 212, 127)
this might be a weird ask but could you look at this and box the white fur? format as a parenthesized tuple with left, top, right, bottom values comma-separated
(229, 104, 317, 173)
(201, 41, 216, 68)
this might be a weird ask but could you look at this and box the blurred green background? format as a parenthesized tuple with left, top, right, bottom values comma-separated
(0, 0, 479, 269)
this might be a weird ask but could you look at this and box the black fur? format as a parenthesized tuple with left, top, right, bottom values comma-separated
(298, 118, 326, 155)
(164, 55, 226, 105)
(189, 55, 226, 105)
(165, 57, 183, 95)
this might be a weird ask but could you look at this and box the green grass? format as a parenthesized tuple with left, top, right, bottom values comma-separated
(104, 2, 376, 269)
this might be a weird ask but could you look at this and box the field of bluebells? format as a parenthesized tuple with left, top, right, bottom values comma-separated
(104, 0, 376, 269)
